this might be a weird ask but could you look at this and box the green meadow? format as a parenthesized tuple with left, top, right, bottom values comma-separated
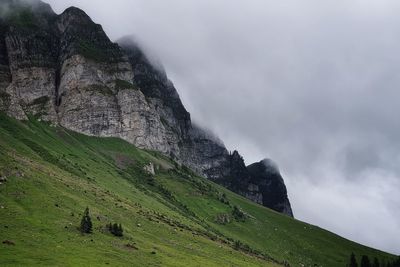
(0, 114, 395, 266)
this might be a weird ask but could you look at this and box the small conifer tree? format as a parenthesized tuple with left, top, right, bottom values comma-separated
(372, 257, 379, 267)
(80, 207, 93, 234)
(112, 223, 119, 236)
(118, 224, 123, 236)
(109, 222, 123, 237)
(232, 205, 247, 221)
(393, 257, 400, 267)
(349, 252, 358, 267)
(361, 255, 371, 267)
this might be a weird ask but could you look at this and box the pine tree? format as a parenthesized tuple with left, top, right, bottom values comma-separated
(79, 207, 93, 234)
(118, 224, 123, 237)
(109, 222, 123, 237)
(361, 255, 371, 267)
(393, 257, 400, 267)
(349, 252, 358, 267)
(372, 257, 379, 267)
(113, 223, 119, 235)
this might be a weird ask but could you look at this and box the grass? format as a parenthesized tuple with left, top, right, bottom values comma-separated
(83, 84, 114, 96)
(0, 113, 396, 266)
(31, 96, 50, 106)
(115, 79, 137, 91)
(78, 40, 109, 63)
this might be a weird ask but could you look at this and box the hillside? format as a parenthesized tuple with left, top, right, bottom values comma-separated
(0, 114, 396, 266)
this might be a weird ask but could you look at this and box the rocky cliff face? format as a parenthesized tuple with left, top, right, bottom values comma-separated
(212, 151, 293, 217)
(247, 159, 294, 217)
(0, 0, 293, 217)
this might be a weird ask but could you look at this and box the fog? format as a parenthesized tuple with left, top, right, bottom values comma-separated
(45, 0, 400, 254)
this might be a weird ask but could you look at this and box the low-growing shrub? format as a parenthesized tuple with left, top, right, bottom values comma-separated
(218, 193, 230, 205)
(232, 205, 248, 222)
(215, 213, 231, 225)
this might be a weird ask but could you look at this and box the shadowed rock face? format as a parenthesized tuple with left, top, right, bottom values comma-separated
(247, 159, 294, 217)
(0, 0, 293, 217)
(211, 151, 293, 217)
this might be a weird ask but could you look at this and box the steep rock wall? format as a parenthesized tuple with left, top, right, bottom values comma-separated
(0, 0, 294, 217)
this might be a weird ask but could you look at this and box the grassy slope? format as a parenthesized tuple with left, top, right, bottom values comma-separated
(0, 114, 395, 266)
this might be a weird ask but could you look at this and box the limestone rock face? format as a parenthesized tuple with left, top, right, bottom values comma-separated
(1, 0, 58, 120)
(0, 23, 11, 112)
(180, 124, 229, 178)
(0, 0, 294, 217)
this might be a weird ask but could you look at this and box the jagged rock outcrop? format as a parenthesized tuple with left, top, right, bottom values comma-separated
(247, 159, 294, 217)
(212, 151, 293, 217)
(0, 0, 293, 217)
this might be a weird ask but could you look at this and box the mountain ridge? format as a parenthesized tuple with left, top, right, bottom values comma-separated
(0, 0, 293, 216)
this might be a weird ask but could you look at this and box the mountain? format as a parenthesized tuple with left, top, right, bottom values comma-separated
(0, 2, 398, 265)
(0, 114, 396, 266)
(0, 0, 293, 216)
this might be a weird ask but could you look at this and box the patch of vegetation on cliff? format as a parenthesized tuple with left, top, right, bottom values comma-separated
(159, 116, 169, 127)
(83, 84, 114, 96)
(31, 96, 49, 106)
(30, 96, 50, 114)
(0, 91, 10, 108)
(115, 79, 138, 91)
(78, 40, 108, 62)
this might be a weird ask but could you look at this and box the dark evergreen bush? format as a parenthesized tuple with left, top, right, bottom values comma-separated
(372, 257, 379, 267)
(218, 193, 230, 205)
(232, 205, 247, 221)
(349, 252, 358, 267)
(107, 222, 123, 237)
(360, 255, 371, 267)
(80, 207, 93, 234)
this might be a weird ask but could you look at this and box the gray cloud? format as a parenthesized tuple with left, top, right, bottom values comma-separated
(46, 0, 400, 254)
(0, 0, 52, 18)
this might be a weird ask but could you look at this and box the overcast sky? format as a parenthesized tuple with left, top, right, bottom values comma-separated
(47, 0, 400, 254)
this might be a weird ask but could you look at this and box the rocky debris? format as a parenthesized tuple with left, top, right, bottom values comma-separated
(125, 243, 138, 250)
(143, 162, 155, 176)
(215, 213, 231, 225)
(0, 176, 7, 184)
(0, 1, 293, 216)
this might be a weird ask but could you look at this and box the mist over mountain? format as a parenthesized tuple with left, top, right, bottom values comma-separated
(0, 0, 293, 217)
(41, 0, 400, 254)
